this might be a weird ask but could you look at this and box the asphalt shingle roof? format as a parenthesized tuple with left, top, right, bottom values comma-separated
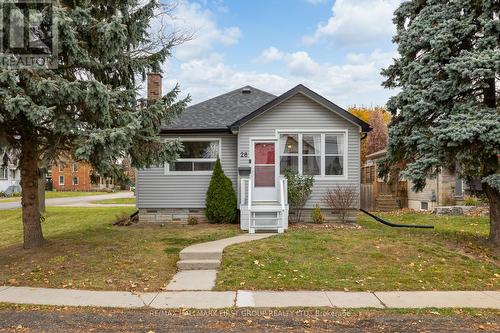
(162, 86, 276, 131)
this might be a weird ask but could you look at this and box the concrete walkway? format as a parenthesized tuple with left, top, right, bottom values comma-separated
(0, 287, 499, 309)
(167, 234, 275, 291)
(0, 191, 134, 210)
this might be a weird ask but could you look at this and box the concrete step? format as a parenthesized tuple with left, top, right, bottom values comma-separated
(180, 251, 222, 261)
(177, 259, 221, 270)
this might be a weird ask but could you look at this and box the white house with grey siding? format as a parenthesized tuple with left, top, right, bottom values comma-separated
(137, 80, 370, 233)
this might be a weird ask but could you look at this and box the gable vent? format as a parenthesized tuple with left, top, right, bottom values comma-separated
(241, 88, 251, 94)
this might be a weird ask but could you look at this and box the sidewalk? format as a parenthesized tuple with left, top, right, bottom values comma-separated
(1, 286, 499, 309)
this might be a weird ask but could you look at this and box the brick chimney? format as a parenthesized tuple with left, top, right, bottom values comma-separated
(147, 73, 162, 100)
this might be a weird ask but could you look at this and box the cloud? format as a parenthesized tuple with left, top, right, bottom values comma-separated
(169, 1, 241, 61)
(168, 47, 397, 107)
(303, 0, 399, 47)
(253, 47, 284, 64)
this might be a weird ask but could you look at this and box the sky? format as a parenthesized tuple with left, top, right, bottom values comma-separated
(154, 0, 401, 108)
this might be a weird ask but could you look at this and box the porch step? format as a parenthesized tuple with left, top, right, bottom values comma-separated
(250, 205, 284, 212)
(177, 259, 221, 270)
(180, 251, 222, 261)
(376, 195, 399, 211)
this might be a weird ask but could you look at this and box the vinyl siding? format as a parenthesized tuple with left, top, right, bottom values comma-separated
(238, 93, 361, 208)
(137, 133, 237, 208)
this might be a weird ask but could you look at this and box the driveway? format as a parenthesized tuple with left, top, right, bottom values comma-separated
(0, 191, 134, 210)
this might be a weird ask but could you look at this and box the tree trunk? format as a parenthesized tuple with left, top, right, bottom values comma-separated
(38, 172, 46, 213)
(20, 138, 45, 249)
(484, 184, 500, 247)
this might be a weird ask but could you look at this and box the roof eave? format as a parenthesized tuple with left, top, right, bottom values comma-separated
(159, 127, 232, 135)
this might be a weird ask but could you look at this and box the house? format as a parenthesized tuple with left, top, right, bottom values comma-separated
(363, 149, 473, 211)
(50, 157, 117, 192)
(0, 150, 21, 195)
(136, 74, 371, 232)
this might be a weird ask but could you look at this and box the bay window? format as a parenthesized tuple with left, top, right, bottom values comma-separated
(169, 140, 220, 173)
(279, 132, 346, 177)
(325, 134, 344, 176)
(279, 134, 298, 174)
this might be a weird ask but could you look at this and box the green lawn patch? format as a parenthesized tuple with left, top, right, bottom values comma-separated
(216, 212, 499, 291)
(0, 207, 240, 291)
(0, 191, 111, 202)
(90, 197, 136, 205)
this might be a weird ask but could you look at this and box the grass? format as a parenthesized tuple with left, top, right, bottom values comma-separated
(0, 207, 240, 291)
(0, 191, 110, 202)
(216, 212, 499, 291)
(90, 198, 136, 205)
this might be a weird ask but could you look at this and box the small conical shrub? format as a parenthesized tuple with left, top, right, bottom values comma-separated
(205, 158, 237, 223)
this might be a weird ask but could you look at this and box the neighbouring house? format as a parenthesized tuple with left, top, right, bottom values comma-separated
(363, 149, 476, 211)
(0, 150, 21, 195)
(50, 157, 118, 192)
(136, 74, 371, 232)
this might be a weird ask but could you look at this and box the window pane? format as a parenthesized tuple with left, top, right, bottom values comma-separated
(325, 134, 344, 155)
(280, 156, 298, 174)
(325, 156, 343, 175)
(171, 161, 193, 171)
(302, 134, 321, 155)
(194, 162, 215, 171)
(302, 156, 320, 175)
(255, 143, 275, 165)
(180, 141, 218, 159)
(255, 166, 275, 187)
(280, 134, 298, 154)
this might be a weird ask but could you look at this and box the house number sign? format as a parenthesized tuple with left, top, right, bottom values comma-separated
(240, 152, 248, 158)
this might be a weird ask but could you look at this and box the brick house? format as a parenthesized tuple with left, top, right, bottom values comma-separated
(50, 158, 115, 191)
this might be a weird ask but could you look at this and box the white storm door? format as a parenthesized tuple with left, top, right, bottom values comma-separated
(252, 141, 278, 201)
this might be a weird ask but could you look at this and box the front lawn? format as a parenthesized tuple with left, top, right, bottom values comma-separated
(0, 191, 110, 202)
(90, 197, 136, 205)
(0, 207, 240, 291)
(216, 212, 499, 291)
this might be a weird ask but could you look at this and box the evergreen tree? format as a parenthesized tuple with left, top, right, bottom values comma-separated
(381, 0, 500, 245)
(0, 0, 189, 248)
(205, 159, 237, 224)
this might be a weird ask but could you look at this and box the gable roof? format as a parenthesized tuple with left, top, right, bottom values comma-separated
(160, 86, 276, 133)
(230, 84, 371, 132)
(160, 84, 371, 134)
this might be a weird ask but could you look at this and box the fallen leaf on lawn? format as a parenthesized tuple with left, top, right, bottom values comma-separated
(263, 316, 271, 320)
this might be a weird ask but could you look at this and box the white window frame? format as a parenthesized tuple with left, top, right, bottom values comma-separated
(72, 176, 79, 185)
(0, 166, 8, 180)
(276, 129, 348, 180)
(164, 138, 222, 175)
(58, 163, 64, 172)
(59, 175, 65, 186)
(72, 163, 78, 172)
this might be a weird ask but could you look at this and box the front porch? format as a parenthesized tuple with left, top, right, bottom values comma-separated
(240, 176, 289, 233)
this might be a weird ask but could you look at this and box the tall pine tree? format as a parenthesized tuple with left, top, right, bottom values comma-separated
(0, 0, 189, 248)
(381, 0, 500, 245)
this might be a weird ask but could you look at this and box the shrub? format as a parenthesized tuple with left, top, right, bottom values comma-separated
(284, 169, 314, 223)
(311, 204, 324, 224)
(464, 196, 478, 206)
(205, 158, 237, 223)
(323, 185, 357, 223)
(187, 216, 199, 225)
